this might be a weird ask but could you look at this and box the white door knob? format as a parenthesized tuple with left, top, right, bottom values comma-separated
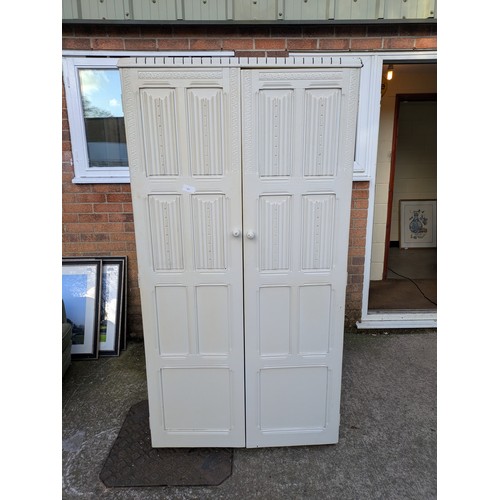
(232, 229, 241, 237)
(246, 230, 256, 240)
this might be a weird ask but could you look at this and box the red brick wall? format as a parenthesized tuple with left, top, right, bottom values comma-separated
(62, 23, 436, 54)
(62, 83, 143, 336)
(346, 181, 369, 329)
(62, 23, 436, 335)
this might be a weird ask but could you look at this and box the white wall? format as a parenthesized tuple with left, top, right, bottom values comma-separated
(370, 63, 437, 280)
(390, 100, 437, 241)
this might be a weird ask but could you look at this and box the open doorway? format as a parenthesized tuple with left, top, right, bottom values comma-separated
(368, 63, 437, 313)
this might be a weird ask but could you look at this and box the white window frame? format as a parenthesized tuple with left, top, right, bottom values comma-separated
(62, 51, 234, 183)
(63, 56, 127, 183)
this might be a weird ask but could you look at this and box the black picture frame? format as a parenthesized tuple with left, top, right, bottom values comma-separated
(63, 256, 128, 356)
(119, 256, 128, 351)
(99, 257, 126, 356)
(62, 260, 102, 360)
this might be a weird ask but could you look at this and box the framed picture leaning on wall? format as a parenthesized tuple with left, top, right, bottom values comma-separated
(98, 257, 126, 356)
(62, 260, 102, 359)
(63, 257, 127, 357)
(399, 199, 437, 249)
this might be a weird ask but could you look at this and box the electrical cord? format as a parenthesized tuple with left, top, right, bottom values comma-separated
(387, 267, 437, 306)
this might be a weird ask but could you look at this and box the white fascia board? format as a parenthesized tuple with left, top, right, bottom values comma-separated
(376, 51, 437, 62)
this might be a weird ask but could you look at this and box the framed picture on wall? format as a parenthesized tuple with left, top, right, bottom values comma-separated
(399, 200, 437, 249)
(62, 260, 102, 359)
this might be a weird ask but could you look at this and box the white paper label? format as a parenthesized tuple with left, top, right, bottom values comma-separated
(182, 184, 196, 193)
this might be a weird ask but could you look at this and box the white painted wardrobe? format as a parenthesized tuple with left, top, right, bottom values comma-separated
(119, 57, 360, 448)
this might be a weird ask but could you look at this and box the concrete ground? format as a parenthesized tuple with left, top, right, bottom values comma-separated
(62, 331, 436, 499)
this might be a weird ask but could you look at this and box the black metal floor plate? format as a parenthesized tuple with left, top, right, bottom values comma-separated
(99, 400, 233, 487)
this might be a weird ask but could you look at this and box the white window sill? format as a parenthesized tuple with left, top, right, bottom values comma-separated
(72, 175, 130, 184)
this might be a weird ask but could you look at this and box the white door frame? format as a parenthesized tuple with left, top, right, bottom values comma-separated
(357, 51, 437, 329)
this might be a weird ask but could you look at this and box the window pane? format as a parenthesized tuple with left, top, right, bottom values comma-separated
(78, 69, 128, 168)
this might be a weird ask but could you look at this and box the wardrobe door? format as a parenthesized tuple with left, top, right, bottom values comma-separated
(242, 68, 360, 447)
(120, 66, 245, 447)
